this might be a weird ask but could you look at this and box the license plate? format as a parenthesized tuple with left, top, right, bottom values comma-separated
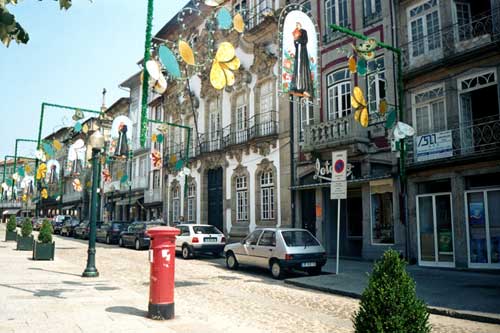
(301, 262, 316, 268)
(204, 237, 217, 243)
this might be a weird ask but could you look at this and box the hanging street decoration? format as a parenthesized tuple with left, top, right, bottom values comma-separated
(41, 188, 48, 199)
(102, 168, 111, 183)
(158, 44, 181, 79)
(110, 115, 132, 159)
(72, 178, 82, 192)
(53, 139, 62, 151)
(67, 139, 86, 176)
(72, 109, 84, 121)
(74, 121, 83, 133)
(210, 42, 241, 90)
(46, 160, 60, 184)
(393, 121, 416, 141)
(35, 149, 46, 162)
(216, 7, 233, 30)
(351, 86, 369, 128)
(348, 56, 357, 74)
(379, 99, 388, 115)
(151, 150, 162, 169)
(279, 5, 319, 103)
(385, 109, 397, 129)
(25, 164, 32, 174)
(204, 0, 225, 6)
(351, 38, 377, 60)
(233, 13, 245, 33)
(178, 40, 195, 66)
(36, 163, 47, 180)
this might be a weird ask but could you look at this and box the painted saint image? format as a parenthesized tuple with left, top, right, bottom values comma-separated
(115, 122, 129, 157)
(290, 22, 314, 98)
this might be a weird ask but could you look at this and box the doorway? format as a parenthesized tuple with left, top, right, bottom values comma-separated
(301, 190, 316, 235)
(207, 167, 224, 231)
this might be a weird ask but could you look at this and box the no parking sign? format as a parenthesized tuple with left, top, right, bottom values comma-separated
(331, 150, 347, 200)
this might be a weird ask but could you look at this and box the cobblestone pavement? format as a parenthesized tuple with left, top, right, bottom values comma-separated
(1, 228, 500, 333)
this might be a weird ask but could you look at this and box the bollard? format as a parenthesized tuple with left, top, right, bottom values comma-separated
(146, 226, 180, 320)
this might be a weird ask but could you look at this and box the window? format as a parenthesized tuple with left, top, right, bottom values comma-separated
(408, 0, 441, 59)
(299, 101, 314, 141)
(327, 69, 351, 120)
(454, 1, 472, 41)
(366, 58, 386, 114)
(233, 0, 247, 14)
(258, 231, 276, 247)
(235, 94, 248, 143)
(208, 98, 221, 150)
(140, 157, 148, 177)
(281, 230, 320, 247)
(236, 176, 248, 221)
(364, 0, 381, 24)
(151, 104, 163, 151)
(261, 171, 275, 220)
(244, 230, 262, 245)
(371, 184, 394, 244)
(325, 0, 349, 31)
(172, 186, 180, 223)
(260, 81, 273, 121)
(413, 85, 446, 135)
(187, 182, 196, 223)
(152, 170, 160, 189)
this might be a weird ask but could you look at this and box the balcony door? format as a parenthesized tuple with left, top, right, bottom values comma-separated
(208, 98, 221, 151)
(235, 95, 248, 144)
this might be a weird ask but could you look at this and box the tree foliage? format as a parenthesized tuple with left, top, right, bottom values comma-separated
(353, 249, 431, 333)
(0, 0, 73, 47)
(38, 219, 53, 243)
(6, 215, 16, 232)
(21, 217, 32, 237)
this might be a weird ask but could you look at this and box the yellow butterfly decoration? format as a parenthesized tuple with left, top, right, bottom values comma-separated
(210, 42, 241, 90)
(53, 139, 62, 151)
(36, 163, 47, 180)
(41, 188, 48, 199)
(25, 165, 32, 174)
(233, 13, 245, 33)
(22, 194, 27, 202)
(72, 179, 83, 192)
(178, 40, 195, 66)
(152, 134, 158, 143)
(351, 86, 369, 128)
(379, 99, 388, 115)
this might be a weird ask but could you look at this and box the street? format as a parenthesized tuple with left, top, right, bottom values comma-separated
(0, 227, 499, 333)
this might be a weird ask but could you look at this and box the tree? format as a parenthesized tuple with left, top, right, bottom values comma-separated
(6, 215, 16, 232)
(21, 217, 32, 237)
(0, 0, 73, 47)
(353, 249, 431, 333)
(38, 219, 53, 243)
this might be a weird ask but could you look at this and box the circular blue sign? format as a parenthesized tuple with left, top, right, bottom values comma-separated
(334, 160, 345, 174)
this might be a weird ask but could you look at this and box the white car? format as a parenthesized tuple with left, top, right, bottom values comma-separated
(224, 228, 327, 279)
(175, 224, 226, 259)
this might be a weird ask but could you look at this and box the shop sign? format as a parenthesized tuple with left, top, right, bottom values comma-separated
(314, 159, 354, 181)
(415, 130, 453, 162)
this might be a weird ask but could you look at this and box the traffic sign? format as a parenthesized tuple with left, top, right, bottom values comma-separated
(330, 181, 347, 200)
(332, 150, 347, 181)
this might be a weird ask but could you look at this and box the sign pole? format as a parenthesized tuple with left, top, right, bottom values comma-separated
(336, 198, 340, 275)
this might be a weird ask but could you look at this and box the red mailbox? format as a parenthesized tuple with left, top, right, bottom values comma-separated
(146, 226, 180, 320)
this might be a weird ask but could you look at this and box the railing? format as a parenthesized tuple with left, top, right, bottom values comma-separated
(103, 181, 120, 194)
(402, 7, 500, 71)
(302, 114, 369, 151)
(164, 142, 188, 164)
(131, 176, 148, 190)
(144, 188, 162, 204)
(0, 201, 22, 208)
(407, 115, 500, 165)
(62, 191, 82, 203)
(246, 0, 275, 31)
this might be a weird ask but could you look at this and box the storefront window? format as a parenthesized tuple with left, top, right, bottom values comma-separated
(371, 192, 394, 244)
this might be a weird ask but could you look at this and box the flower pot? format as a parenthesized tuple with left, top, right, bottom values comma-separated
(16, 235, 34, 251)
(32, 241, 55, 260)
(5, 230, 17, 241)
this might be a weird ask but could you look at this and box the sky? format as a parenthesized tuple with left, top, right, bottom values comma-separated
(0, 0, 189, 159)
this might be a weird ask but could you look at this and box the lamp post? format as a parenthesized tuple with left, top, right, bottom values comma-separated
(82, 130, 105, 278)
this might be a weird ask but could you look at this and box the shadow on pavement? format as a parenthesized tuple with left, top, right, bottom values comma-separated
(29, 267, 82, 277)
(0, 283, 75, 299)
(106, 306, 148, 318)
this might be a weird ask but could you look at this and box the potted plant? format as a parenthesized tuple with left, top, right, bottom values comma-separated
(32, 219, 55, 260)
(5, 215, 17, 241)
(16, 218, 34, 251)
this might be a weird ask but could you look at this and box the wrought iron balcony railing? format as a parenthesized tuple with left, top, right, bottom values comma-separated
(402, 7, 500, 72)
(302, 114, 370, 151)
(407, 115, 500, 166)
(246, 0, 275, 31)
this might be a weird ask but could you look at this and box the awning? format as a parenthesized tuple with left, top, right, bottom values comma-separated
(2, 209, 20, 215)
(289, 174, 393, 191)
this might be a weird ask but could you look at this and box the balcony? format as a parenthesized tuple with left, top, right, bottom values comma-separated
(245, 0, 276, 37)
(402, 7, 500, 74)
(0, 201, 21, 209)
(103, 181, 120, 194)
(407, 115, 500, 167)
(195, 111, 279, 155)
(144, 188, 162, 204)
(63, 191, 82, 203)
(131, 176, 148, 190)
(302, 115, 370, 152)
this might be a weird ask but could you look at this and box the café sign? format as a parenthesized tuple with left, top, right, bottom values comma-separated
(314, 158, 354, 181)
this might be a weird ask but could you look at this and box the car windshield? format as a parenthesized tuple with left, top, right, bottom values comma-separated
(192, 226, 221, 234)
(281, 230, 320, 247)
(112, 222, 127, 230)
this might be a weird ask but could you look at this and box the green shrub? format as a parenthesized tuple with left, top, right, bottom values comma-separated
(7, 215, 16, 232)
(353, 249, 430, 333)
(38, 219, 53, 244)
(21, 218, 33, 238)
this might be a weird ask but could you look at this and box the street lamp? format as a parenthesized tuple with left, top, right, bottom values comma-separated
(82, 130, 104, 278)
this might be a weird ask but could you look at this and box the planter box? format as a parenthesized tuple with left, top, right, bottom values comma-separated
(32, 241, 55, 260)
(16, 235, 34, 251)
(5, 230, 17, 241)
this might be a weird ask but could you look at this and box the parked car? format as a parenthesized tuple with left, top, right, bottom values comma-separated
(119, 221, 165, 250)
(51, 215, 72, 234)
(96, 221, 131, 244)
(74, 220, 104, 239)
(33, 218, 46, 231)
(175, 224, 226, 259)
(60, 218, 81, 237)
(16, 216, 24, 227)
(224, 228, 327, 279)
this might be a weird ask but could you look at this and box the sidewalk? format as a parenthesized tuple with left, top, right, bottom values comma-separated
(285, 258, 500, 324)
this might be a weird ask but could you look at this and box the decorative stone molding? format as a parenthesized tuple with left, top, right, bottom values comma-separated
(250, 43, 277, 80)
(199, 153, 227, 171)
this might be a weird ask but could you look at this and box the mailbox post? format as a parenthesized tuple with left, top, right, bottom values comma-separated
(146, 226, 180, 320)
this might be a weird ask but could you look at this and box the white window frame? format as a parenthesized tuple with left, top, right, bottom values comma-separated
(411, 84, 447, 135)
(236, 176, 249, 221)
(366, 57, 386, 114)
(260, 171, 275, 220)
(299, 101, 314, 140)
(407, 0, 442, 62)
(325, 0, 349, 33)
(209, 98, 221, 150)
(327, 69, 351, 120)
(187, 182, 196, 223)
(172, 186, 180, 223)
(416, 192, 455, 268)
(452, 1, 472, 42)
(364, 0, 382, 20)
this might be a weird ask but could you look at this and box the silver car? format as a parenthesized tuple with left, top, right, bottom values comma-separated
(224, 228, 327, 279)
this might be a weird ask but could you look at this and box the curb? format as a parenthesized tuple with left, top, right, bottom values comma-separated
(284, 279, 500, 325)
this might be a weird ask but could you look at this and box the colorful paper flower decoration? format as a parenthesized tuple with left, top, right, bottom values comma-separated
(36, 163, 47, 180)
(120, 174, 129, 185)
(41, 188, 48, 199)
(102, 169, 111, 183)
(379, 99, 388, 115)
(74, 122, 83, 133)
(22, 194, 27, 202)
(159, 45, 181, 79)
(35, 149, 46, 162)
(156, 134, 164, 144)
(152, 134, 158, 143)
(53, 139, 62, 151)
(179, 40, 195, 66)
(352, 38, 377, 60)
(385, 109, 397, 129)
(233, 13, 245, 33)
(12, 173, 20, 182)
(351, 86, 369, 128)
(151, 150, 162, 169)
(217, 7, 233, 30)
(72, 179, 82, 192)
(43, 142, 55, 159)
(210, 42, 241, 90)
(18, 166, 25, 177)
(348, 56, 357, 74)
(82, 123, 89, 134)
(25, 165, 32, 174)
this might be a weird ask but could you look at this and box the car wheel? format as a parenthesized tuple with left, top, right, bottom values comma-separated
(270, 260, 284, 279)
(106, 235, 110, 245)
(307, 267, 322, 276)
(119, 237, 124, 247)
(226, 252, 239, 270)
(135, 239, 141, 250)
(182, 245, 191, 259)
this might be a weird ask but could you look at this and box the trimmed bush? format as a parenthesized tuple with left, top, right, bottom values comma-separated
(353, 249, 430, 333)
(21, 218, 33, 238)
(7, 215, 16, 232)
(38, 219, 53, 244)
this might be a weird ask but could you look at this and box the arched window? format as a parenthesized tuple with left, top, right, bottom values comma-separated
(236, 175, 248, 221)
